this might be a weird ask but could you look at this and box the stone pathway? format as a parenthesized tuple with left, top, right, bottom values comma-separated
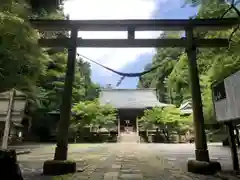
(20, 143, 240, 180)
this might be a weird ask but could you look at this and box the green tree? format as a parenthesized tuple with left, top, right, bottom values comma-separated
(185, 0, 227, 6)
(138, 32, 184, 104)
(0, 0, 49, 93)
(138, 107, 162, 130)
(1, 0, 100, 142)
(71, 100, 117, 133)
(139, 106, 192, 141)
(138, 0, 240, 126)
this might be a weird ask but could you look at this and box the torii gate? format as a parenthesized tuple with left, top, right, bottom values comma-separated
(30, 18, 239, 175)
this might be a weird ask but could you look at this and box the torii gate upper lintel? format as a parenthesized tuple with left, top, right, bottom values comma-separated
(31, 18, 238, 174)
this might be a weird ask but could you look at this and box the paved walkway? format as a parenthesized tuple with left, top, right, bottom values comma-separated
(20, 143, 240, 180)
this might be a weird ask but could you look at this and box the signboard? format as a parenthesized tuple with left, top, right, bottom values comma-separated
(212, 70, 240, 122)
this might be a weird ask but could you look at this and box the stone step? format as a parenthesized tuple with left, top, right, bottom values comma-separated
(118, 133, 140, 143)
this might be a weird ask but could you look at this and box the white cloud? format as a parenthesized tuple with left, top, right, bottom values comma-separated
(64, 0, 162, 75)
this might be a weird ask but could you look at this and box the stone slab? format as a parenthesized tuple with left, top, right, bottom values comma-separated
(121, 169, 141, 173)
(112, 164, 121, 169)
(104, 172, 119, 180)
(120, 174, 143, 180)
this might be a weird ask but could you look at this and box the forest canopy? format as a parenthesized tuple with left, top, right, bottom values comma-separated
(138, 0, 240, 124)
(0, 0, 101, 138)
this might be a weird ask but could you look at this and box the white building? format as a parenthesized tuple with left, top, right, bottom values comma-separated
(179, 99, 192, 115)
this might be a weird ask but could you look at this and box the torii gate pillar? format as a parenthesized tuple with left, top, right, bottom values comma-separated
(186, 28, 221, 174)
(186, 28, 209, 162)
(54, 28, 78, 161)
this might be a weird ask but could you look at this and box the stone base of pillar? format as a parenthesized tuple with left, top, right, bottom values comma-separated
(187, 160, 221, 175)
(43, 160, 76, 176)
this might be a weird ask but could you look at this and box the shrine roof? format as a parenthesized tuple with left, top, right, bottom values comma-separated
(99, 88, 170, 109)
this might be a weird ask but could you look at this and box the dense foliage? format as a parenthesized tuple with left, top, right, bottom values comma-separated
(0, 0, 101, 139)
(70, 100, 117, 137)
(138, 106, 192, 141)
(185, 0, 229, 6)
(0, 0, 49, 93)
(138, 0, 240, 125)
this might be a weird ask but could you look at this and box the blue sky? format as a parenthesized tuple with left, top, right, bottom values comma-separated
(64, 0, 198, 89)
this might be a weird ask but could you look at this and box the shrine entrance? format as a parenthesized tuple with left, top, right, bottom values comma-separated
(122, 120, 134, 133)
(30, 18, 239, 173)
(118, 108, 143, 133)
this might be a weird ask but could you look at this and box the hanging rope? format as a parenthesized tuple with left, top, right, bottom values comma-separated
(77, 53, 163, 77)
(77, 53, 165, 87)
(76, 4, 240, 87)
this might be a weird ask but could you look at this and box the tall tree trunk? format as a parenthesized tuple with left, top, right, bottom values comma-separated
(146, 129, 149, 142)
(162, 129, 169, 142)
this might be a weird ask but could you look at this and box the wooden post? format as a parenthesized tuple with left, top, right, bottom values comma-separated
(128, 27, 135, 40)
(2, 89, 15, 149)
(227, 123, 239, 171)
(136, 118, 139, 135)
(235, 125, 240, 146)
(54, 28, 78, 160)
(186, 28, 209, 162)
(117, 117, 120, 136)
